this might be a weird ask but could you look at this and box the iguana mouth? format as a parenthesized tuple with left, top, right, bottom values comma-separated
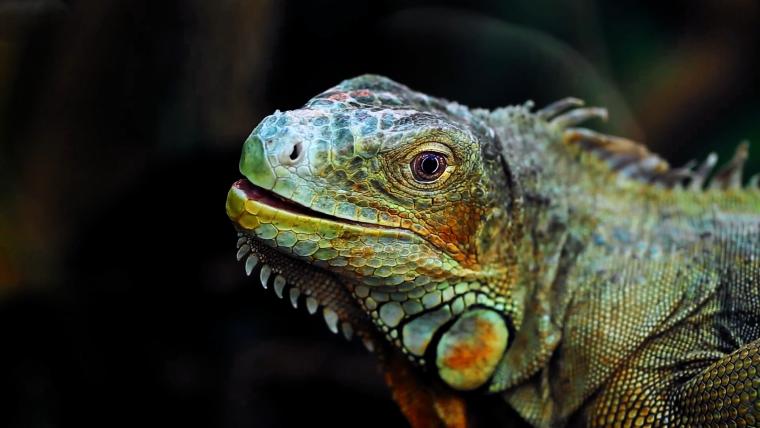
(232, 179, 341, 223)
(227, 179, 413, 236)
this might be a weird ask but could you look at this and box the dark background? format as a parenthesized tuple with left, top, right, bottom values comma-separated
(1, 0, 759, 427)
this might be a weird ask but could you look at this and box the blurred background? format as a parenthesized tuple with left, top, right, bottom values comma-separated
(0, 0, 758, 426)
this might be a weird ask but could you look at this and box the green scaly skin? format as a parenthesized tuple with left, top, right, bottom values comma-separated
(226, 75, 760, 427)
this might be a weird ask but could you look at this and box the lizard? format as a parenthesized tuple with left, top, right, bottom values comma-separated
(225, 74, 760, 427)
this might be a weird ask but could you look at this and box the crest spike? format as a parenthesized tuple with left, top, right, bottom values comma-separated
(688, 153, 718, 191)
(551, 107, 608, 129)
(659, 159, 697, 187)
(709, 142, 749, 189)
(747, 173, 759, 188)
(537, 97, 585, 120)
(564, 128, 671, 183)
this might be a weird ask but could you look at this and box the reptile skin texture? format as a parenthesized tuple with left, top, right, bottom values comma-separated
(225, 75, 760, 427)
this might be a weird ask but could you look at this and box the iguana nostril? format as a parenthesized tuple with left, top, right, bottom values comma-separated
(290, 142, 301, 161)
(281, 141, 303, 165)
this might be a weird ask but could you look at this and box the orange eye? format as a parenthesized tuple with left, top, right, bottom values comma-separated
(411, 152, 447, 182)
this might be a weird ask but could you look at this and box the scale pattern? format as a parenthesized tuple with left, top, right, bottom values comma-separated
(225, 75, 760, 427)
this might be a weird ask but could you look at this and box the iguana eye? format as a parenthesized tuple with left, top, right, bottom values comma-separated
(411, 152, 447, 182)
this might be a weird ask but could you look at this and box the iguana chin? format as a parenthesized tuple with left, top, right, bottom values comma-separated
(225, 74, 760, 427)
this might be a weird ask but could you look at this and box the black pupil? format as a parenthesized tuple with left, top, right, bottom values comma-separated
(421, 155, 439, 175)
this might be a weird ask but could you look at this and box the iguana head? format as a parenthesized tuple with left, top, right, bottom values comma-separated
(226, 75, 529, 391)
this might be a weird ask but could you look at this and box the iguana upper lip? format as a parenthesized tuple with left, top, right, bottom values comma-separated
(232, 179, 382, 228)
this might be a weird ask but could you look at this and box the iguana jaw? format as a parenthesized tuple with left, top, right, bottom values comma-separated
(226, 179, 426, 250)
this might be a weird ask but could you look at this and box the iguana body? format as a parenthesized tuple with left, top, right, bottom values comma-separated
(225, 75, 760, 427)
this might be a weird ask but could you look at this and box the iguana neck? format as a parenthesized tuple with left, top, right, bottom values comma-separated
(483, 105, 760, 397)
(481, 106, 656, 395)
(478, 106, 579, 391)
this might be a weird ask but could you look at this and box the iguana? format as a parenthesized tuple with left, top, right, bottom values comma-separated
(225, 75, 760, 427)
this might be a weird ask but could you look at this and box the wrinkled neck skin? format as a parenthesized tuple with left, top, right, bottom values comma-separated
(483, 107, 659, 387)
(478, 106, 575, 392)
(482, 105, 657, 389)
